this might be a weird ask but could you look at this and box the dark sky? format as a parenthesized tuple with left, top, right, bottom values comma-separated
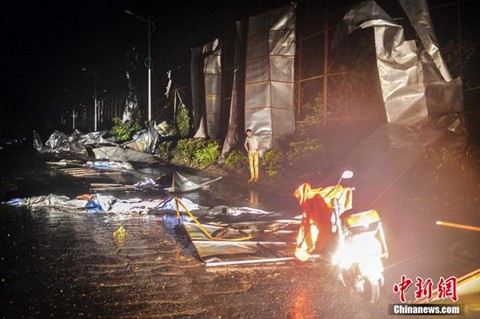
(1, 0, 478, 136)
(0, 0, 289, 135)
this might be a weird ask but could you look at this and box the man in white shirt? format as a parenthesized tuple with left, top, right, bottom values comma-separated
(244, 129, 264, 182)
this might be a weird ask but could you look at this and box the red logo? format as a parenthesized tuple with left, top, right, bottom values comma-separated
(393, 276, 458, 303)
(437, 276, 458, 302)
(393, 275, 413, 303)
(414, 277, 434, 300)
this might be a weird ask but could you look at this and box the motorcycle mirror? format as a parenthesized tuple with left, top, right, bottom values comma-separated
(337, 170, 354, 185)
(341, 171, 353, 179)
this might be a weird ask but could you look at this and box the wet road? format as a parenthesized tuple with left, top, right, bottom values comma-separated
(0, 204, 388, 318)
(0, 146, 382, 318)
(1, 145, 478, 318)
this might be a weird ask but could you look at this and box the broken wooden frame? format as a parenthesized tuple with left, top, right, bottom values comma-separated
(174, 196, 313, 267)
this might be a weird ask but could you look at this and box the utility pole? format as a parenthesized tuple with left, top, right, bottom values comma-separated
(125, 10, 156, 121)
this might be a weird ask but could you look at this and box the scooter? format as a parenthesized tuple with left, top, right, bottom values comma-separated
(330, 171, 389, 303)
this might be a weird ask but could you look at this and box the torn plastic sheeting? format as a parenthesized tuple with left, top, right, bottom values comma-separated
(203, 39, 222, 139)
(205, 205, 273, 217)
(334, 0, 464, 128)
(367, 20, 429, 126)
(397, 0, 451, 81)
(133, 178, 159, 190)
(155, 121, 176, 137)
(45, 130, 71, 153)
(92, 146, 157, 164)
(92, 195, 199, 213)
(123, 47, 142, 123)
(191, 38, 223, 139)
(190, 46, 206, 131)
(122, 92, 139, 123)
(79, 130, 116, 146)
(157, 197, 200, 212)
(419, 51, 464, 130)
(33, 129, 115, 155)
(95, 194, 163, 213)
(193, 116, 208, 138)
(244, 4, 296, 149)
(122, 121, 158, 154)
(169, 170, 221, 193)
(332, 0, 393, 47)
(5, 194, 88, 210)
(4, 193, 201, 215)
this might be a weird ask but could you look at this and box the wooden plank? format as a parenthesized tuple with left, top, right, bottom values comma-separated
(192, 240, 294, 245)
(206, 257, 295, 267)
(90, 183, 123, 187)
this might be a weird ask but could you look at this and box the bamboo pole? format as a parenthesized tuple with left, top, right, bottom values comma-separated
(90, 183, 124, 187)
(436, 221, 480, 232)
(206, 257, 295, 267)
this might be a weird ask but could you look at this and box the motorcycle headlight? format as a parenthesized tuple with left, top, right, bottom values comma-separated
(332, 243, 355, 269)
(332, 234, 382, 268)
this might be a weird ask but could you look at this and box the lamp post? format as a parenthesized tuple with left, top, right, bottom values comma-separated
(81, 67, 98, 131)
(125, 9, 155, 121)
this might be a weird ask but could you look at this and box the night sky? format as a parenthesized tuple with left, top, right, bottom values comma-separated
(0, 0, 289, 136)
(1, 0, 478, 137)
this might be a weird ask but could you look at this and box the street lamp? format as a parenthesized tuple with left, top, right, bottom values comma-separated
(81, 67, 98, 131)
(125, 9, 155, 121)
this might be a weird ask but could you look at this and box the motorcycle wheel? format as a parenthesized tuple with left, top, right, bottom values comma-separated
(368, 279, 381, 303)
(338, 271, 382, 303)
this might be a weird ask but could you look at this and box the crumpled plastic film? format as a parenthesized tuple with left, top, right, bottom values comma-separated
(33, 129, 115, 155)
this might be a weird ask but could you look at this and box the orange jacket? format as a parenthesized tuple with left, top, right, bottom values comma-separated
(294, 183, 352, 261)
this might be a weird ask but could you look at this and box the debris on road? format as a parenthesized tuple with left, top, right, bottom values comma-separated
(92, 146, 157, 163)
(166, 170, 221, 193)
(3, 194, 201, 214)
(113, 225, 127, 239)
(174, 197, 307, 267)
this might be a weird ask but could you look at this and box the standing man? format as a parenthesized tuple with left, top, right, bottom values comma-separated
(244, 129, 264, 182)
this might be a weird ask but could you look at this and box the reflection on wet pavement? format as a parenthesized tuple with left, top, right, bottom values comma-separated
(249, 189, 259, 207)
(2, 146, 478, 317)
(0, 204, 388, 318)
